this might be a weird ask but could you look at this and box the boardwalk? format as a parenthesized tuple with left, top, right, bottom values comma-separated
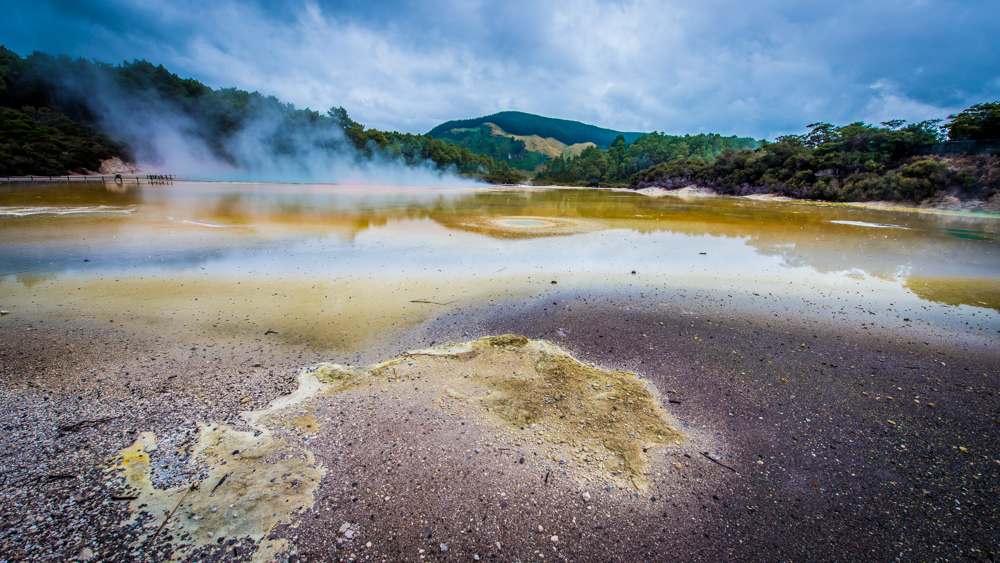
(0, 174, 175, 185)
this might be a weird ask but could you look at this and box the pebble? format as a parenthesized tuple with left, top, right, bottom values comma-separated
(144, 444, 158, 453)
(582, 492, 591, 501)
(551, 535, 559, 542)
(440, 543, 448, 552)
(338, 522, 351, 535)
(537, 525, 544, 533)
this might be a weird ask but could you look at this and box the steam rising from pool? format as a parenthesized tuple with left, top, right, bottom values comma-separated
(53, 70, 482, 187)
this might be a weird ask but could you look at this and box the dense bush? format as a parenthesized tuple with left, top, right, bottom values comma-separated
(425, 123, 544, 172)
(534, 132, 758, 186)
(0, 106, 122, 175)
(630, 119, 999, 202)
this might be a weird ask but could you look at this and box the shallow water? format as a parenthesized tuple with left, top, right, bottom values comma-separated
(1, 181, 997, 352)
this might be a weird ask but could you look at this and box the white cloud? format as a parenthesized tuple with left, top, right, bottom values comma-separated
(4, 0, 998, 139)
(863, 80, 962, 126)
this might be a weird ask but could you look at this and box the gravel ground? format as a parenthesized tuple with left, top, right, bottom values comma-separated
(1, 292, 998, 562)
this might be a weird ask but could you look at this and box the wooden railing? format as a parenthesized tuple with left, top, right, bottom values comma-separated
(914, 139, 1000, 156)
(0, 174, 176, 184)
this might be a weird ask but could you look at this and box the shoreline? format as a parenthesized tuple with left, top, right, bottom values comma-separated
(519, 181, 1000, 216)
(622, 185, 1000, 216)
(5, 176, 999, 217)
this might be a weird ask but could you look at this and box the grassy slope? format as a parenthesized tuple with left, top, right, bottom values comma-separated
(433, 122, 599, 174)
(484, 124, 597, 159)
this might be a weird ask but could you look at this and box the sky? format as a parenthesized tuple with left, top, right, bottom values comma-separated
(3, 0, 998, 140)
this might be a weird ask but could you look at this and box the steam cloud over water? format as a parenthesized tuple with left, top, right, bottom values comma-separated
(58, 68, 481, 187)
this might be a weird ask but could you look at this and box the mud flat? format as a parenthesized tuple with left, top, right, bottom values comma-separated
(0, 319, 706, 562)
(1, 293, 998, 562)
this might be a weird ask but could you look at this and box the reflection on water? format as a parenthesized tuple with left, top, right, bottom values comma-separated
(829, 220, 908, 230)
(0, 205, 136, 217)
(1, 182, 997, 348)
(904, 278, 1000, 311)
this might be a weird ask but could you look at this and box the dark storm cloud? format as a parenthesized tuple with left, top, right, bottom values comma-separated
(3, 0, 998, 139)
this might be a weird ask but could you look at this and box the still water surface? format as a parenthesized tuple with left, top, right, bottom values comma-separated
(1, 182, 997, 352)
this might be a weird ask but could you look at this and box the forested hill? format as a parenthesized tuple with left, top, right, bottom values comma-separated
(427, 111, 646, 148)
(0, 47, 522, 182)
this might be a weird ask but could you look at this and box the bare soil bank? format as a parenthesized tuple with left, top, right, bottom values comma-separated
(632, 185, 1000, 215)
(0, 294, 997, 562)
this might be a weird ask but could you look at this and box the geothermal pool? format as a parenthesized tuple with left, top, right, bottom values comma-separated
(1, 181, 996, 354)
(3, 180, 1000, 561)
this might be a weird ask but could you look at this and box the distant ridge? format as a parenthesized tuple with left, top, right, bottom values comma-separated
(427, 111, 646, 148)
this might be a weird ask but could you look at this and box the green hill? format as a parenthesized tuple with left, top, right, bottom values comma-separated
(430, 113, 761, 182)
(427, 111, 645, 149)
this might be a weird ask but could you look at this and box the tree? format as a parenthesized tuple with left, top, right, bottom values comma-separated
(803, 123, 837, 148)
(947, 102, 1000, 141)
(327, 106, 358, 131)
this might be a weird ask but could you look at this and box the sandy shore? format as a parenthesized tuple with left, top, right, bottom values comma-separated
(629, 185, 1000, 215)
(1, 291, 998, 561)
